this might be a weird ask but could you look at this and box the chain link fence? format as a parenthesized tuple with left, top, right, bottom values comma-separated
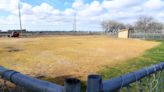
(128, 33, 164, 40)
(0, 63, 164, 92)
(0, 79, 28, 92)
(117, 69, 164, 92)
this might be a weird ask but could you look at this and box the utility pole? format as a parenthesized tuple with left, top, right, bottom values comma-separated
(102, 18, 105, 33)
(73, 12, 77, 32)
(18, 0, 22, 31)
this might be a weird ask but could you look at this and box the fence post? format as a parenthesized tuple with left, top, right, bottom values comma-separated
(87, 74, 102, 92)
(64, 78, 81, 92)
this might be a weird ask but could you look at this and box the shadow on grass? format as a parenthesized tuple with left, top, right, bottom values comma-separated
(38, 75, 87, 92)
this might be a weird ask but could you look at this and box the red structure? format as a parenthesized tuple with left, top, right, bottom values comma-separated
(10, 31, 20, 37)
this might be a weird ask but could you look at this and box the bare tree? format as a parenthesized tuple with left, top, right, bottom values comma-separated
(134, 16, 164, 33)
(126, 24, 133, 29)
(125, 24, 135, 33)
(102, 20, 126, 33)
(148, 21, 164, 33)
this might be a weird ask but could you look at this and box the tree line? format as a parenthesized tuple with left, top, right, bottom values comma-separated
(102, 16, 164, 33)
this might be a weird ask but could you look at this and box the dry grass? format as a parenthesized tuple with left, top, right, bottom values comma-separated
(0, 36, 160, 80)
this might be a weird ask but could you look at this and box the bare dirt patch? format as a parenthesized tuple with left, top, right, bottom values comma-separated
(5, 46, 23, 52)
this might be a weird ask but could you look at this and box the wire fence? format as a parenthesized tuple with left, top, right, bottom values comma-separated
(114, 69, 164, 92)
(0, 62, 164, 92)
(0, 80, 27, 92)
(128, 33, 164, 40)
(105, 30, 164, 40)
(102, 63, 164, 92)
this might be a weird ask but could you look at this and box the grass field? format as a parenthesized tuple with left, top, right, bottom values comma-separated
(99, 40, 164, 79)
(0, 36, 160, 83)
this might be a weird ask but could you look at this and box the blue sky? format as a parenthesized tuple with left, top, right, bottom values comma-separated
(0, 0, 164, 31)
(23, 0, 102, 9)
(23, 0, 73, 10)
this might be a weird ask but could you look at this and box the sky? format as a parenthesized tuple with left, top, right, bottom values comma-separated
(0, 0, 164, 31)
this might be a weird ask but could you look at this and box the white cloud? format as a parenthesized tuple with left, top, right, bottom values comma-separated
(102, 0, 143, 9)
(32, 3, 54, 14)
(79, 1, 103, 17)
(72, 0, 84, 9)
(144, 0, 164, 10)
(0, 0, 164, 31)
(0, 0, 20, 14)
(64, 8, 75, 15)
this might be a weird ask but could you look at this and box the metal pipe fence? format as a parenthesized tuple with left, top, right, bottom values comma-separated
(102, 63, 164, 92)
(0, 62, 164, 92)
(0, 67, 64, 92)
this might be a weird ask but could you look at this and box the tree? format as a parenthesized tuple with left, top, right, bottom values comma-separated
(134, 16, 164, 33)
(148, 21, 164, 33)
(125, 24, 134, 29)
(125, 24, 135, 33)
(102, 20, 126, 33)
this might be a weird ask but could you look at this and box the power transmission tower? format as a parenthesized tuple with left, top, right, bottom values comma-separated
(18, 0, 22, 31)
(102, 18, 105, 32)
(73, 13, 77, 32)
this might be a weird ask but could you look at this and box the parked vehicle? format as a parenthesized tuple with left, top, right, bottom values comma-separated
(8, 31, 20, 37)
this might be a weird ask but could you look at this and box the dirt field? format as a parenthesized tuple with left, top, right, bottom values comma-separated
(0, 36, 159, 81)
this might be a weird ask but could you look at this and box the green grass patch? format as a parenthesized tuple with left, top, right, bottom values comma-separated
(80, 40, 164, 92)
(98, 41, 164, 80)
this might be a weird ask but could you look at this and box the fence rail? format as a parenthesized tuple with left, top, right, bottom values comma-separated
(0, 62, 164, 92)
(0, 67, 64, 92)
(102, 62, 164, 92)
